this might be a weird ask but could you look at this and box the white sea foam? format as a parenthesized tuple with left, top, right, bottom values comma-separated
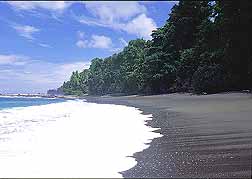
(0, 100, 162, 177)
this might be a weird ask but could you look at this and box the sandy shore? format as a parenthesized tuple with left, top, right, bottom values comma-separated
(84, 92, 252, 178)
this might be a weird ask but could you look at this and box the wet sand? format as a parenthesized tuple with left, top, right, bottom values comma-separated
(84, 92, 252, 178)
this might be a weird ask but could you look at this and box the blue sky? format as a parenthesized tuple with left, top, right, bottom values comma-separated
(0, 1, 178, 94)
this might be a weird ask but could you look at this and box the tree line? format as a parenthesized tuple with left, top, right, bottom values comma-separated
(60, 1, 252, 96)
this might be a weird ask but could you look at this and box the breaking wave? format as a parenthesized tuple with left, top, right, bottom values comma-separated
(0, 100, 162, 177)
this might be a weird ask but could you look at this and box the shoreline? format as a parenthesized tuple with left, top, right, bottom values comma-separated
(0, 94, 83, 100)
(1, 92, 251, 177)
(1, 89, 250, 100)
(0, 99, 160, 177)
(83, 92, 252, 178)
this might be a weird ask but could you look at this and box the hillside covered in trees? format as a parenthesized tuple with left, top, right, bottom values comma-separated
(60, 1, 252, 96)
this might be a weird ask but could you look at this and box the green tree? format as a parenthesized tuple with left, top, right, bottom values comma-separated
(88, 58, 105, 95)
(60, 1, 252, 95)
(214, 1, 252, 89)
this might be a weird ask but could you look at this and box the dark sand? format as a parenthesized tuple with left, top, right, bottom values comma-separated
(84, 92, 252, 178)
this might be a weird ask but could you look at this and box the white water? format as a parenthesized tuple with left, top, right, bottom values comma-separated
(0, 100, 162, 177)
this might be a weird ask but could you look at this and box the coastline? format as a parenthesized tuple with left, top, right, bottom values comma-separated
(0, 94, 83, 100)
(83, 92, 252, 178)
(0, 99, 161, 177)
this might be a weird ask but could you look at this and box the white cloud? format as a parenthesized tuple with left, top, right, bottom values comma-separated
(119, 37, 128, 47)
(78, 17, 107, 27)
(124, 14, 156, 39)
(77, 31, 85, 39)
(6, 1, 73, 12)
(89, 35, 112, 49)
(0, 54, 90, 93)
(76, 35, 112, 49)
(109, 38, 128, 53)
(6, 1, 157, 39)
(0, 54, 30, 65)
(76, 40, 88, 48)
(78, 2, 157, 39)
(12, 25, 40, 40)
(9, 23, 51, 47)
(84, 1, 146, 23)
(38, 43, 52, 48)
(79, 15, 156, 39)
(58, 62, 90, 79)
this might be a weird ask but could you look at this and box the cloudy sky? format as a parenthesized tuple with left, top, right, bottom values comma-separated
(0, 1, 177, 94)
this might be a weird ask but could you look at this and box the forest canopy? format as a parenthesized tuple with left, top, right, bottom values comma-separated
(59, 1, 252, 96)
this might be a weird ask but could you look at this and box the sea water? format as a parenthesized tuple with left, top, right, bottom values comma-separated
(0, 96, 65, 109)
(0, 97, 162, 177)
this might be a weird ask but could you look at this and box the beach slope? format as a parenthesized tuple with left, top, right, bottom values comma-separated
(85, 92, 252, 178)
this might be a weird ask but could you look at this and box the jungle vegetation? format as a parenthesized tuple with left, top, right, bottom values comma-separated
(60, 1, 252, 96)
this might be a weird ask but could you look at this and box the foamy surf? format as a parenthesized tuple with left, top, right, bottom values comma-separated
(0, 100, 162, 177)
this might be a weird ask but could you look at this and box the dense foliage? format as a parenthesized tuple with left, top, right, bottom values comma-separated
(62, 69, 89, 95)
(61, 1, 252, 96)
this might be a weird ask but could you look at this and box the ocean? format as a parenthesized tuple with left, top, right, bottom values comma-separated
(0, 96, 65, 109)
(0, 96, 161, 177)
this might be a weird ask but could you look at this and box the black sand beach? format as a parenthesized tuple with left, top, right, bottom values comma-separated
(85, 92, 252, 178)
